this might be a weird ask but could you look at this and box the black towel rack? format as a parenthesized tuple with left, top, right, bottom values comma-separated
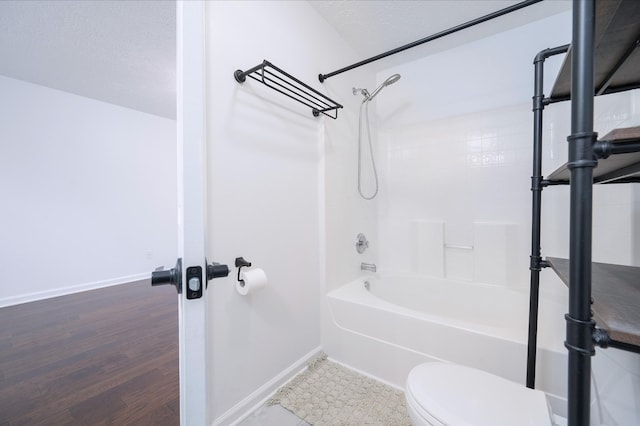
(234, 60, 343, 119)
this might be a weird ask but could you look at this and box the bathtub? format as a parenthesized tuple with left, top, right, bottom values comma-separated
(324, 274, 569, 416)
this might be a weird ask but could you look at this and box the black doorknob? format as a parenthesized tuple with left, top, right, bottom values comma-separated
(207, 262, 230, 280)
(151, 258, 182, 293)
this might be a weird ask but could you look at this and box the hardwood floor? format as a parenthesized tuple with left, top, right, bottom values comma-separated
(0, 280, 179, 425)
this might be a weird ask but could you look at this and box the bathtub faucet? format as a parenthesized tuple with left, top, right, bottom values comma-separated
(361, 262, 377, 272)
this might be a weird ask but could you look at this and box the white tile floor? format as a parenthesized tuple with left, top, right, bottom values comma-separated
(237, 404, 310, 426)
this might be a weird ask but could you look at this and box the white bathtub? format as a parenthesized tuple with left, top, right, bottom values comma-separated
(324, 274, 569, 416)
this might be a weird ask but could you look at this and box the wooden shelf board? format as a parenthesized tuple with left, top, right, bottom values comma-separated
(550, 0, 640, 100)
(601, 126, 640, 142)
(546, 153, 640, 183)
(546, 256, 640, 347)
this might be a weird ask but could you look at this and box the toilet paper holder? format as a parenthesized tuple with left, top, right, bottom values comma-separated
(235, 257, 252, 283)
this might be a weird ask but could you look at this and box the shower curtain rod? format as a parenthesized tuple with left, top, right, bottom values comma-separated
(318, 0, 543, 83)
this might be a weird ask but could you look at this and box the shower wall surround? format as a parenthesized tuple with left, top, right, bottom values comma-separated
(379, 103, 540, 286)
(410, 220, 517, 285)
(369, 10, 640, 425)
(375, 11, 573, 287)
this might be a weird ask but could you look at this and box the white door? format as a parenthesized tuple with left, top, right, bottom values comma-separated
(152, 2, 222, 425)
(176, 1, 208, 424)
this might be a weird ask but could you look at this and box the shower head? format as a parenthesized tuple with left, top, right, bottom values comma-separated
(368, 73, 401, 100)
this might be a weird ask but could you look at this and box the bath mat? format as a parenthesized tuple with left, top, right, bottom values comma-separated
(268, 353, 412, 426)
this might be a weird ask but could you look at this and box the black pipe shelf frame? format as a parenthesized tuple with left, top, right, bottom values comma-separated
(526, 1, 640, 424)
(234, 60, 343, 119)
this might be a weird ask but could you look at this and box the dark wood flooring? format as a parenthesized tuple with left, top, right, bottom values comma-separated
(0, 280, 179, 425)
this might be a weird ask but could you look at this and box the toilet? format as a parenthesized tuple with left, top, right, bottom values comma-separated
(405, 362, 553, 426)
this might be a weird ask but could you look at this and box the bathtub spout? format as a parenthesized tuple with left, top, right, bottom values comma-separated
(361, 262, 377, 272)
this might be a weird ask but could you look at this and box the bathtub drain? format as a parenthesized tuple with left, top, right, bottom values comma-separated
(364, 281, 370, 291)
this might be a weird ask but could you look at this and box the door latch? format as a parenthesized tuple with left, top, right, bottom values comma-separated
(151, 258, 230, 298)
(186, 265, 203, 299)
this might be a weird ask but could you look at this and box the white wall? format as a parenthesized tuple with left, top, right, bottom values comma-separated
(203, 2, 362, 423)
(0, 75, 177, 306)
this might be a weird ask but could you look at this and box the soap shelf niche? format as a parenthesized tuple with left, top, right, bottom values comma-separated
(234, 60, 343, 119)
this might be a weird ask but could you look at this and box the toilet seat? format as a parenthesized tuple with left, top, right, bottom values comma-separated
(405, 362, 552, 426)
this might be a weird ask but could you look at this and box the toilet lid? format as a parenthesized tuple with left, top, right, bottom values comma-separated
(406, 363, 552, 426)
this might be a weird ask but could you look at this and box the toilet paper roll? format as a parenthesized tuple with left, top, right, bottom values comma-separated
(236, 268, 267, 296)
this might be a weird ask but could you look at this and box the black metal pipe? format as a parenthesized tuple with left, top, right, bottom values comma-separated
(526, 43, 570, 390)
(609, 339, 640, 354)
(594, 140, 640, 158)
(608, 141, 640, 153)
(534, 44, 571, 63)
(318, 0, 543, 82)
(544, 95, 570, 105)
(542, 179, 570, 186)
(566, 1, 596, 425)
(527, 48, 546, 391)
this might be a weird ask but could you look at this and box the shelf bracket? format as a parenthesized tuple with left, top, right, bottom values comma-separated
(593, 328, 640, 354)
(529, 255, 549, 272)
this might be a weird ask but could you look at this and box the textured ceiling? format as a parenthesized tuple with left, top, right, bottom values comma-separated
(309, 1, 572, 61)
(0, 1, 571, 120)
(0, 0, 176, 119)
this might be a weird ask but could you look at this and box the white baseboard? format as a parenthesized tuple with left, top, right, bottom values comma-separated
(0, 273, 151, 308)
(213, 346, 323, 426)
